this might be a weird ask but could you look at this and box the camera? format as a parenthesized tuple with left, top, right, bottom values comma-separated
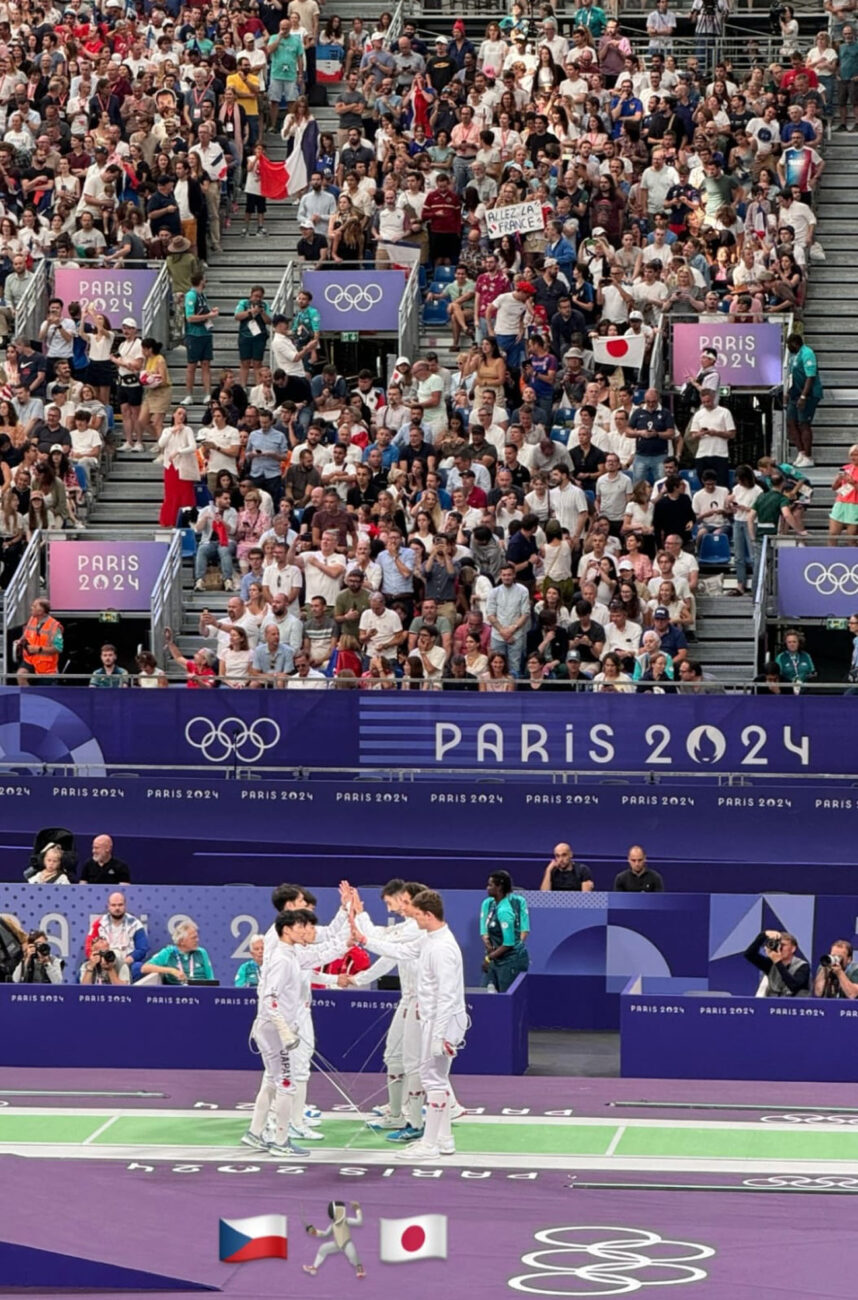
(764, 934, 781, 951)
(102, 950, 116, 964)
(820, 953, 842, 968)
(34, 941, 51, 958)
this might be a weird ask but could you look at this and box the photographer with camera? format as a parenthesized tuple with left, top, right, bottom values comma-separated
(813, 940, 858, 999)
(12, 930, 64, 985)
(80, 935, 125, 986)
(743, 930, 810, 997)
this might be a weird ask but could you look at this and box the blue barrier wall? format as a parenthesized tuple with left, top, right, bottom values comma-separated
(5, 885, 855, 1031)
(620, 989, 858, 1082)
(0, 687, 852, 773)
(0, 979, 529, 1074)
(0, 774, 855, 893)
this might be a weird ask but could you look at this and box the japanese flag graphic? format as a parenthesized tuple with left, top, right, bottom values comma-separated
(379, 1215, 448, 1263)
(592, 332, 646, 370)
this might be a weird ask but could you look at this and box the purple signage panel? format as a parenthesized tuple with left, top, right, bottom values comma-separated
(53, 268, 158, 325)
(777, 546, 858, 617)
(49, 540, 168, 611)
(303, 269, 406, 331)
(621, 991, 858, 1082)
(1, 688, 857, 773)
(671, 322, 783, 387)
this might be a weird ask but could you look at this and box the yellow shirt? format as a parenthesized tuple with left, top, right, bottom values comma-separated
(226, 71, 260, 118)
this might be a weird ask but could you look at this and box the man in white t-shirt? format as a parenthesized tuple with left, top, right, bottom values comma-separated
(747, 105, 780, 168)
(549, 467, 589, 538)
(596, 265, 634, 324)
(658, 535, 700, 592)
(359, 591, 404, 656)
(408, 625, 447, 687)
(299, 530, 346, 608)
(692, 473, 730, 534)
(69, 413, 103, 480)
(602, 603, 642, 663)
(411, 359, 447, 435)
(262, 542, 303, 607)
(486, 283, 535, 370)
(320, 443, 357, 499)
(200, 419, 240, 489)
(687, 389, 735, 486)
(640, 150, 679, 219)
(199, 596, 261, 656)
(777, 189, 816, 250)
(596, 454, 633, 528)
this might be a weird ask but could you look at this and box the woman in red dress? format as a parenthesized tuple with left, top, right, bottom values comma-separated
(157, 406, 199, 527)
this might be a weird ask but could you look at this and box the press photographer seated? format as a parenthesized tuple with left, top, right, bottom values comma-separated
(12, 929, 64, 985)
(743, 930, 811, 997)
(813, 941, 858, 1000)
(80, 935, 126, 986)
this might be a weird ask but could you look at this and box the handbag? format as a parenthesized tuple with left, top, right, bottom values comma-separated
(201, 567, 224, 591)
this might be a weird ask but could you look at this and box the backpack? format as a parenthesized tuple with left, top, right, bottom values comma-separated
(0, 918, 23, 982)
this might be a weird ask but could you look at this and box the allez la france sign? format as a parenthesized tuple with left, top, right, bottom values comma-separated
(486, 200, 545, 241)
(671, 322, 783, 387)
(49, 540, 168, 611)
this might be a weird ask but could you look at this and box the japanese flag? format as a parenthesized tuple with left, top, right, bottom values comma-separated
(379, 1215, 447, 1263)
(591, 332, 646, 370)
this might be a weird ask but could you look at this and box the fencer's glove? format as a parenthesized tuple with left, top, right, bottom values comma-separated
(272, 1012, 300, 1050)
(431, 1038, 454, 1057)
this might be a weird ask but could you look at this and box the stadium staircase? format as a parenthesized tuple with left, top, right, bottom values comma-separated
(796, 132, 858, 526)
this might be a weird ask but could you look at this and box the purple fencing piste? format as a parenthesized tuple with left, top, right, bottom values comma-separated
(53, 268, 158, 325)
(672, 322, 783, 387)
(48, 540, 168, 611)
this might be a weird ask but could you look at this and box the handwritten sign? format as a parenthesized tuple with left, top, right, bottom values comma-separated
(486, 201, 545, 241)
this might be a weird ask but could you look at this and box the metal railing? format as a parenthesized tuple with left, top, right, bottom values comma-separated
(141, 264, 172, 350)
(271, 260, 298, 324)
(13, 261, 49, 346)
(753, 534, 770, 675)
(387, 0, 406, 47)
(398, 258, 421, 361)
(149, 530, 183, 666)
(2, 673, 854, 695)
(0, 529, 42, 679)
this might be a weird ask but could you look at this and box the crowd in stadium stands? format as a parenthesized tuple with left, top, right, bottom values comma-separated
(0, 0, 850, 690)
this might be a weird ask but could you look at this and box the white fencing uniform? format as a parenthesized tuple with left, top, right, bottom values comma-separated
(415, 924, 466, 1150)
(249, 943, 305, 1143)
(308, 1205, 363, 1273)
(354, 914, 424, 1127)
(263, 908, 350, 1121)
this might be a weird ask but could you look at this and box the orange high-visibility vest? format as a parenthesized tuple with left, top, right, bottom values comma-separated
(22, 615, 62, 674)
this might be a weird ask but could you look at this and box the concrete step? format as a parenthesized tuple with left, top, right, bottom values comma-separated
(98, 483, 164, 502)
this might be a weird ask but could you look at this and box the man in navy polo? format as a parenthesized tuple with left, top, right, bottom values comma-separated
(629, 387, 676, 485)
(651, 605, 688, 666)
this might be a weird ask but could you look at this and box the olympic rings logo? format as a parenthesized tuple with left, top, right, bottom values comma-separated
(184, 716, 281, 763)
(803, 562, 858, 596)
(507, 1226, 715, 1296)
(760, 1114, 858, 1125)
(324, 283, 383, 313)
(743, 1176, 858, 1188)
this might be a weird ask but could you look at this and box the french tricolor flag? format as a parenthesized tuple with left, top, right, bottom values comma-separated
(219, 1214, 288, 1263)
